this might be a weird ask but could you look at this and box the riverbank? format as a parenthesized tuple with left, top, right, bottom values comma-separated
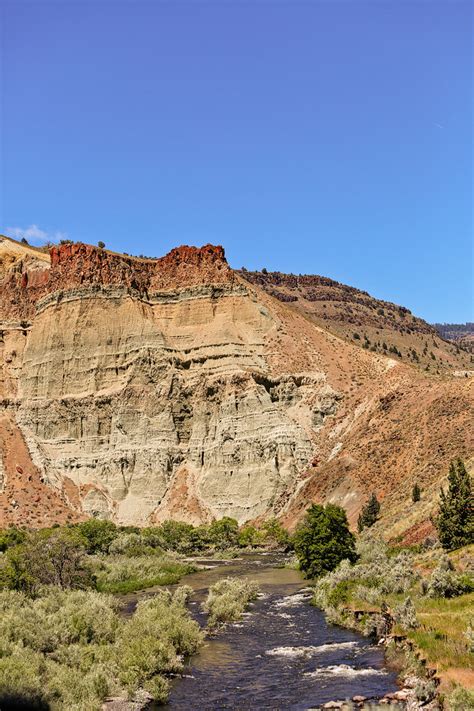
(311, 540, 474, 710)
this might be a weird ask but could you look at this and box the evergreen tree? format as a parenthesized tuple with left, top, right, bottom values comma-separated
(412, 483, 421, 502)
(357, 492, 381, 532)
(293, 504, 357, 578)
(434, 459, 473, 550)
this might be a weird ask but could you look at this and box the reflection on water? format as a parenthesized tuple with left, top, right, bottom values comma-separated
(123, 555, 399, 710)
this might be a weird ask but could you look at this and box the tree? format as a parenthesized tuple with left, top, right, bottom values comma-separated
(261, 518, 290, 548)
(156, 520, 194, 552)
(412, 483, 421, 503)
(77, 518, 118, 554)
(0, 526, 27, 552)
(208, 517, 239, 549)
(357, 493, 381, 532)
(1, 529, 93, 594)
(434, 459, 473, 551)
(293, 503, 357, 579)
(98, 241, 105, 249)
(238, 525, 265, 548)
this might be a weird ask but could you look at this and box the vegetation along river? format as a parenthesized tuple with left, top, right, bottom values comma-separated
(121, 554, 399, 710)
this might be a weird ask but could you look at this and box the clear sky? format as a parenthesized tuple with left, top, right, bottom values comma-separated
(1, 0, 472, 322)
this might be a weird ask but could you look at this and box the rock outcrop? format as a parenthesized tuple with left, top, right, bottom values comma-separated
(0, 235, 472, 535)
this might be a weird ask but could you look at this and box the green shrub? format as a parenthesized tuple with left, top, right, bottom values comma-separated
(261, 518, 291, 547)
(0, 585, 202, 709)
(464, 625, 474, 653)
(446, 685, 474, 711)
(116, 589, 203, 698)
(108, 532, 161, 557)
(0, 647, 48, 710)
(426, 558, 474, 598)
(394, 596, 419, 630)
(326, 580, 353, 607)
(203, 577, 259, 627)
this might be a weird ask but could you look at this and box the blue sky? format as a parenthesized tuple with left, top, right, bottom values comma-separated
(1, 0, 472, 322)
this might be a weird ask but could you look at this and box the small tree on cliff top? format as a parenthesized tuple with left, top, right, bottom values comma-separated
(434, 459, 473, 551)
(293, 503, 357, 578)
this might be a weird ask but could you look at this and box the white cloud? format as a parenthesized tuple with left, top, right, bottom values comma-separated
(4, 224, 68, 245)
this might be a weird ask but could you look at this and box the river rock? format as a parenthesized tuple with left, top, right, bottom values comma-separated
(393, 689, 410, 701)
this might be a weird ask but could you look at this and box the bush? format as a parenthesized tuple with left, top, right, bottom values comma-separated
(312, 536, 419, 612)
(0, 585, 202, 709)
(394, 596, 419, 630)
(238, 525, 265, 548)
(203, 577, 259, 627)
(153, 520, 195, 552)
(446, 685, 474, 711)
(326, 580, 353, 608)
(465, 625, 474, 654)
(293, 503, 357, 579)
(116, 589, 203, 700)
(426, 559, 474, 598)
(414, 679, 437, 703)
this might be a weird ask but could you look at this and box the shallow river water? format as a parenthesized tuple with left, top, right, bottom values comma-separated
(123, 554, 399, 710)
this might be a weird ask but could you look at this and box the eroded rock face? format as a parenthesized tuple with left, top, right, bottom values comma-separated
(0, 236, 472, 535)
(1, 239, 343, 524)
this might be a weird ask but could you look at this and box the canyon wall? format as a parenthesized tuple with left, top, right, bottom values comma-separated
(0, 236, 472, 537)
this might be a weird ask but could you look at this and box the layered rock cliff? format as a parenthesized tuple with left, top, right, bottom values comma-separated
(0, 236, 472, 538)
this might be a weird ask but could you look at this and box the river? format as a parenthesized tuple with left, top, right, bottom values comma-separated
(121, 554, 399, 710)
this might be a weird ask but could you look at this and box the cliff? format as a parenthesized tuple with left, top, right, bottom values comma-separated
(0, 236, 472, 538)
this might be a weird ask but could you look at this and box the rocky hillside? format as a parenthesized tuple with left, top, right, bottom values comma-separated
(239, 270, 473, 374)
(0, 235, 472, 540)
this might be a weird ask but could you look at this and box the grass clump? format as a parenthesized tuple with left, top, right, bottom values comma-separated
(203, 577, 259, 627)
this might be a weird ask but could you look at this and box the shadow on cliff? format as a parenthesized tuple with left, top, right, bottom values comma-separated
(0, 692, 50, 710)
